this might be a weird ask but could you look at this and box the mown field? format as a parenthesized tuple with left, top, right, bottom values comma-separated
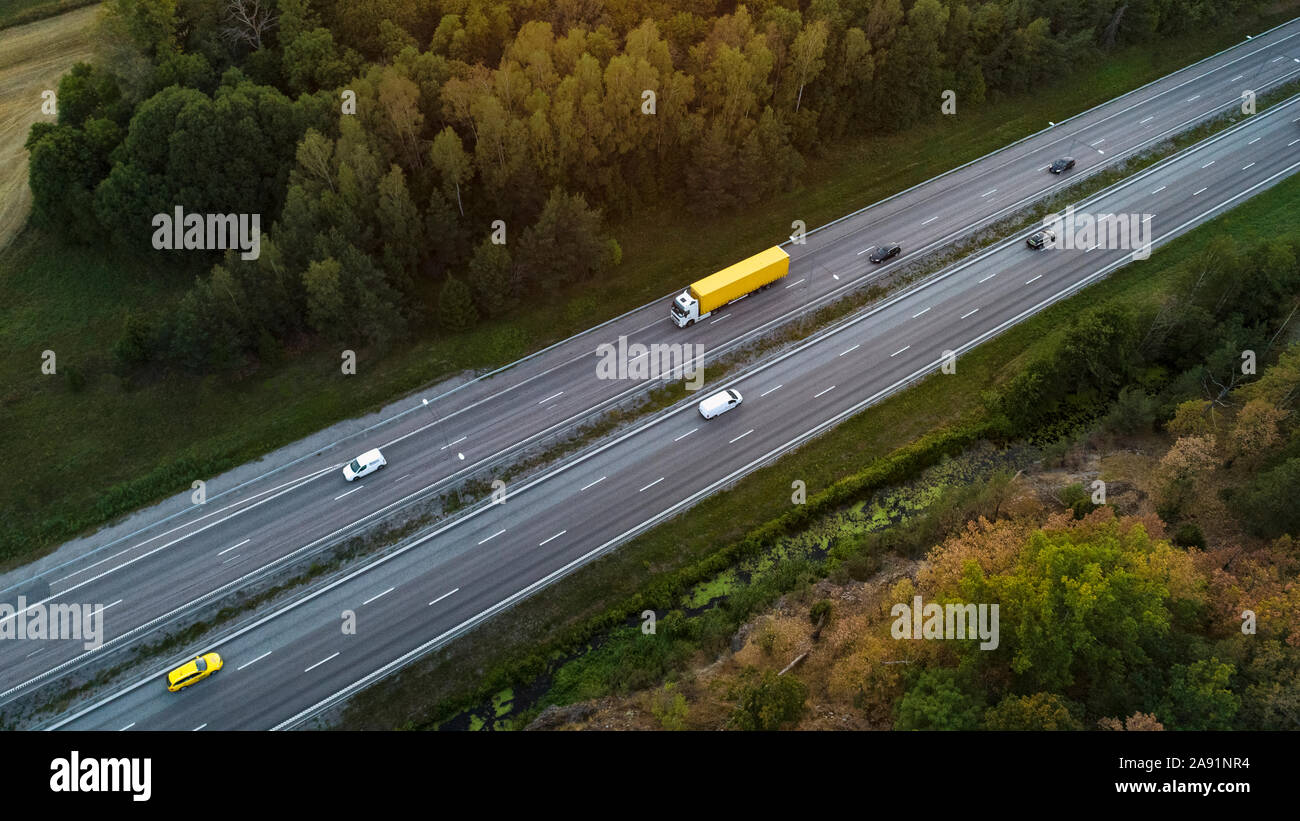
(2, 7, 1297, 568)
(0, 2, 96, 250)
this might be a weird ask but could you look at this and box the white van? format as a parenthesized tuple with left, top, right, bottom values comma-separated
(699, 389, 742, 419)
(343, 448, 386, 482)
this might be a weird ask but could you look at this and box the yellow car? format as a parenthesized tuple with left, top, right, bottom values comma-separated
(166, 652, 223, 692)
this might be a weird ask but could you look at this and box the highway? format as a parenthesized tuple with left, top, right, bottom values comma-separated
(5, 14, 1300, 708)
(45, 85, 1300, 729)
(4, 16, 1300, 714)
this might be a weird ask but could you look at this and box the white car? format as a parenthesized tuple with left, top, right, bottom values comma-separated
(343, 448, 386, 481)
(699, 389, 743, 419)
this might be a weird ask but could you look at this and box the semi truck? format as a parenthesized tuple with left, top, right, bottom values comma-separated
(670, 246, 790, 327)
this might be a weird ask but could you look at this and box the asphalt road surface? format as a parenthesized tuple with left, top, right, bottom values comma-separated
(44, 85, 1300, 729)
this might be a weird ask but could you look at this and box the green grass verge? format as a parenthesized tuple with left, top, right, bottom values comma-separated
(1, 6, 1296, 567)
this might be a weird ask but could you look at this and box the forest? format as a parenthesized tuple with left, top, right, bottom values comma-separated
(24, 0, 1265, 373)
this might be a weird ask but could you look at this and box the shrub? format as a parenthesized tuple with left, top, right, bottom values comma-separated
(730, 668, 807, 731)
(809, 600, 832, 627)
(1172, 522, 1205, 549)
(649, 683, 689, 730)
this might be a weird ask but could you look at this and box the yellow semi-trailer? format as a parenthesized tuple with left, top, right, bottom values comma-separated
(670, 246, 790, 327)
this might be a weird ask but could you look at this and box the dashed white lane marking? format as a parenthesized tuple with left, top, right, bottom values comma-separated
(218, 539, 249, 556)
(638, 477, 665, 493)
(1090, 138, 1106, 146)
(440, 436, 467, 451)
(1202, 160, 1215, 168)
(1231, 75, 1244, 81)
(1139, 115, 1154, 124)
(979, 188, 997, 198)
(1290, 139, 1300, 147)
(710, 313, 730, 324)
(1243, 162, 1256, 170)
(193, 724, 207, 731)
(759, 384, 782, 397)
(580, 476, 606, 491)
(1193, 187, 1208, 196)
(839, 344, 860, 356)
(334, 486, 362, 501)
(960, 308, 979, 319)
(477, 529, 506, 545)
(674, 428, 697, 442)
(539, 530, 567, 546)
(978, 273, 997, 283)
(629, 317, 664, 334)
(46, 462, 341, 587)
(120, 723, 135, 731)
(1186, 94, 1201, 101)
(730, 429, 754, 443)
(1026, 274, 1043, 284)
(784, 278, 805, 288)
(538, 392, 563, 405)
(1248, 137, 1261, 145)
(429, 588, 459, 606)
(813, 385, 835, 398)
(912, 307, 930, 319)
(238, 651, 272, 671)
(921, 216, 938, 225)
(890, 346, 910, 357)
(394, 474, 411, 483)
(362, 587, 394, 606)
(304, 652, 339, 673)
(1151, 185, 1166, 194)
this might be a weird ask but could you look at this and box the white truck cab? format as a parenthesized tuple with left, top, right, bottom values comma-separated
(671, 290, 705, 327)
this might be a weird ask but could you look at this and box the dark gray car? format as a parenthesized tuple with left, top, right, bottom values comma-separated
(868, 243, 901, 263)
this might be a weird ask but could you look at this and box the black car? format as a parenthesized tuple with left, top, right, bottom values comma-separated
(1026, 228, 1056, 249)
(868, 243, 901, 263)
(1049, 157, 1075, 174)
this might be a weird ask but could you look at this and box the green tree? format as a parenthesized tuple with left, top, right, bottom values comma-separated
(376, 164, 421, 284)
(1161, 658, 1239, 730)
(429, 126, 472, 216)
(962, 520, 1173, 717)
(26, 122, 120, 242)
(466, 239, 519, 317)
(437, 274, 478, 332)
(1231, 458, 1300, 539)
(302, 257, 346, 337)
(515, 187, 609, 290)
(895, 668, 983, 730)
(984, 692, 1084, 730)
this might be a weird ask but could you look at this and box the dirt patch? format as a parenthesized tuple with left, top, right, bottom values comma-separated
(0, 3, 99, 251)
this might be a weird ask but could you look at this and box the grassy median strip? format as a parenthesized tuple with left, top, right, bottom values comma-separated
(4, 10, 1297, 568)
